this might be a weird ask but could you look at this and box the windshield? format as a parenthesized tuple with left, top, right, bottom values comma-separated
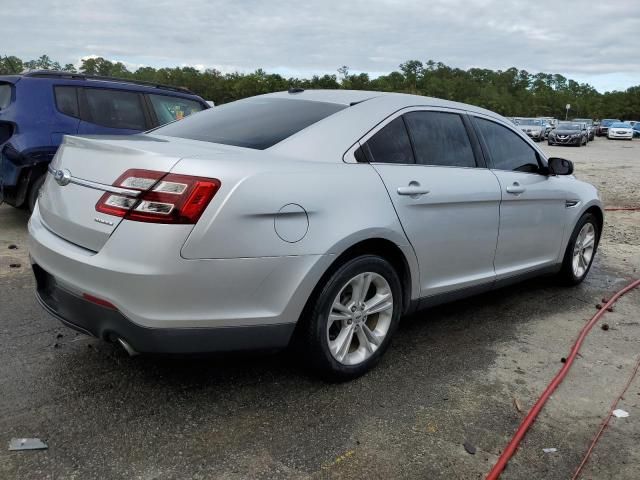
(153, 97, 346, 149)
(557, 123, 582, 130)
(601, 119, 620, 126)
(0, 84, 11, 109)
(573, 118, 592, 125)
(610, 122, 630, 128)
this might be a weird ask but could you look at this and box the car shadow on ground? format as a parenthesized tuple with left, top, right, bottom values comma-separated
(49, 271, 603, 395)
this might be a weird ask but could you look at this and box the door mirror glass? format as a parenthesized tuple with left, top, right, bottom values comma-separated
(548, 157, 574, 175)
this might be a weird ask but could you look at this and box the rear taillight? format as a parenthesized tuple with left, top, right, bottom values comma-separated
(96, 169, 220, 224)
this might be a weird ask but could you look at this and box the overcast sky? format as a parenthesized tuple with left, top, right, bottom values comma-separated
(4, 0, 639, 92)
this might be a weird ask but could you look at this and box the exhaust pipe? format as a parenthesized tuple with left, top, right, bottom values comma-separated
(117, 337, 139, 357)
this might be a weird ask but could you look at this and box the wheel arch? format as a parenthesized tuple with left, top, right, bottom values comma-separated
(306, 236, 418, 319)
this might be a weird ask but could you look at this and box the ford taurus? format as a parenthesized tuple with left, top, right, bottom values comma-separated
(29, 90, 603, 380)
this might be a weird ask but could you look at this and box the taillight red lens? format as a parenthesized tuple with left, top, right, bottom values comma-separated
(96, 169, 220, 224)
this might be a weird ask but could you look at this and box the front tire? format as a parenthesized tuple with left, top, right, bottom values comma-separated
(297, 255, 402, 381)
(557, 213, 600, 285)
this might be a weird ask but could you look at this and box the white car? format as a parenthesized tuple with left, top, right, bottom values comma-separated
(29, 90, 603, 380)
(607, 122, 634, 140)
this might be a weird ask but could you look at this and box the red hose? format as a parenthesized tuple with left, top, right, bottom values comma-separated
(604, 207, 640, 212)
(486, 278, 640, 480)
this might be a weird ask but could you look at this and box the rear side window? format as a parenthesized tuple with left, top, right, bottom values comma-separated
(404, 111, 476, 168)
(54, 86, 79, 117)
(362, 117, 415, 164)
(0, 84, 12, 109)
(84, 89, 146, 130)
(475, 118, 540, 173)
(148, 94, 205, 126)
(153, 97, 346, 150)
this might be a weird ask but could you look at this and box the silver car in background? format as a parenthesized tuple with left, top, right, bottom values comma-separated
(516, 118, 546, 141)
(29, 90, 603, 380)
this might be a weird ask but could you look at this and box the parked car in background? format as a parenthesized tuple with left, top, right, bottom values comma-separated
(29, 90, 603, 380)
(596, 119, 620, 137)
(537, 117, 557, 130)
(548, 122, 589, 146)
(516, 118, 545, 141)
(607, 122, 634, 140)
(573, 118, 595, 141)
(633, 123, 640, 138)
(537, 120, 553, 139)
(0, 71, 209, 211)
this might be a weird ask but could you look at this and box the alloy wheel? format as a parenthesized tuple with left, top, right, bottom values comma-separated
(572, 223, 596, 278)
(326, 272, 393, 365)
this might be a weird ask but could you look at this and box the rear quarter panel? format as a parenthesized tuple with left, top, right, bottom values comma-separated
(177, 155, 411, 260)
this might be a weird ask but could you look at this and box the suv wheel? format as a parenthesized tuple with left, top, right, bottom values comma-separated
(27, 174, 46, 213)
(298, 255, 402, 381)
(558, 213, 600, 285)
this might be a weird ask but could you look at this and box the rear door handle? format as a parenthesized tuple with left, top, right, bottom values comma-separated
(397, 182, 430, 197)
(506, 182, 526, 195)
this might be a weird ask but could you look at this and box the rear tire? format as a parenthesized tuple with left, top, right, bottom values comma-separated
(557, 213, 600, 285)
(296, 255, 402, 381)
(27, 174, 45, 213)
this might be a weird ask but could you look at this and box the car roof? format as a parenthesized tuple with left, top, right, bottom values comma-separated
(267, 89, 515, 162)
(259, 89, 503, 117)
(3, 70, 204, 99)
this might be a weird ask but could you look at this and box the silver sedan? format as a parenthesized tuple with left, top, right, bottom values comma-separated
(29, 90, 603, 380)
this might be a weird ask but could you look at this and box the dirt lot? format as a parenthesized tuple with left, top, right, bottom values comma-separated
(1, 137, 639, 479)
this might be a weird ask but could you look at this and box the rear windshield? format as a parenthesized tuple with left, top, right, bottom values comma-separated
(153, 97, 347, 149)
(0, 84, 12, 109)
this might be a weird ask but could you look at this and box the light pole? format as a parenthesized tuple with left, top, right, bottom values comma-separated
(565, 103, 570, 121)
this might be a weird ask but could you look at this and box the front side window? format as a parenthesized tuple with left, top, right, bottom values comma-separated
(475, 118, 540, 173)
(54, 86, 79, 117)
(84, 89, 146, 130)
(153, 97, 346, 150)
(404, 111, 476, 168)
(148, 94, 205, 126)
(362, 116, 415, 164)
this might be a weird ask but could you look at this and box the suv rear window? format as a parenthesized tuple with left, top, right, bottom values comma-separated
(153, 97, 346, 149)
(0, 84, 12, 109)
(84, 88, 147, 130)
(148, 94, 204, 126)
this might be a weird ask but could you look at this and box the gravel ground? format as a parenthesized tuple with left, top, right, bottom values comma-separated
(0, 137, 639, 479)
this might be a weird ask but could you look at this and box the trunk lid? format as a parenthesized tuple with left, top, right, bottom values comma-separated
(38, 134, 189, 252)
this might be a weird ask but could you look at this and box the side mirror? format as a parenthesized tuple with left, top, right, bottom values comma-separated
(548, 157, 574, 176)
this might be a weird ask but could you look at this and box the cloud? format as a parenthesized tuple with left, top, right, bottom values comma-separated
(3, 0, 639, 91)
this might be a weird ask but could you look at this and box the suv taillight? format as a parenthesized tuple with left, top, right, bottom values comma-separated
(96, 169, 220, 224)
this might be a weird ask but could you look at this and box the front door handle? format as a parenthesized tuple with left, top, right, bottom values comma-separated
(397, 181, 430, 197)
(506, 182, 526, 195)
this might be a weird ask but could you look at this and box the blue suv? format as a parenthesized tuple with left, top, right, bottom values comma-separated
(0, 71, 209, 211)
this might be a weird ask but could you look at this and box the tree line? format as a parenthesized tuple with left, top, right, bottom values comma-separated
(2, 54, 639, 120)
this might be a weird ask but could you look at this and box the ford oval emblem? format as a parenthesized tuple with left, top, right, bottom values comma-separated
(54, 168, 72, 186)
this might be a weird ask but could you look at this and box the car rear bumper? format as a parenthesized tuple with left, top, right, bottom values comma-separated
(33, 263, 295, 353)
(29, 205, 333, 352)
